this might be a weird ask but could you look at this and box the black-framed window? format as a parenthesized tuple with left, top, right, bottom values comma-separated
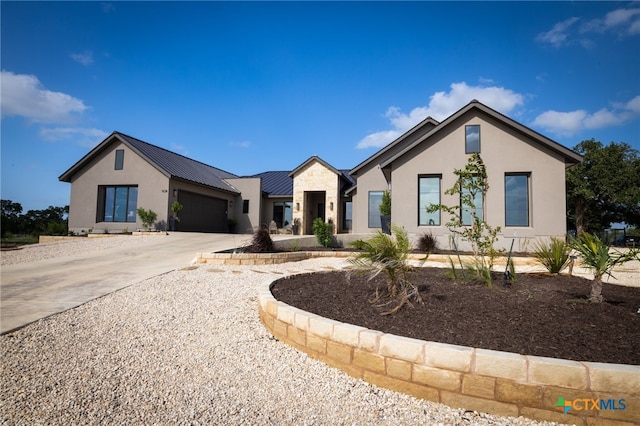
(461, 177, 484, 225)
(465, 125, 480, 153)
(368, 191, 383, 228)
(272, 201, 292, 228)
(343, 201, 352, 231)
(242, 199, 249, 214)
(505, 173, 530, 227)
(419, 175, 441, 226)
(115, 150, 124, 170)
(97, 185, 138, 222)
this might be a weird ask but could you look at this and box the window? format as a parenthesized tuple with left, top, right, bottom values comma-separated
(272, 201, 292, 228)
(242, 199, 249, 214)
(465, 125, 480, 153)
(505, 173, 530, 226)
(368, 191, 383, 228)
(343, 201, 352, 231)
(97, 186, 138, 222)
(461, 177, 484, 225)
(115, 150, 124, 170)
(419, 175, 441, 226)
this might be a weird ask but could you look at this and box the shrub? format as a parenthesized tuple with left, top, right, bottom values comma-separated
(137, 207, 158, 231)
(247, 227, 274, 253)
(348, 224, 422, 314)
(532, 237, 572, 274)
(417, 231, 438, 253)
(312, 218, 333, 248)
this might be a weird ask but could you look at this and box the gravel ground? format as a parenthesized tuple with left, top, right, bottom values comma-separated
(1, 239, 566, 425)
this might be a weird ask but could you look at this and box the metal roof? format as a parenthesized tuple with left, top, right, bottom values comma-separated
(60, 132, 240, 194)
(247, 171, 293, 196)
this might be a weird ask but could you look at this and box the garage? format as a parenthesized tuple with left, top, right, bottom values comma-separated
(177, 190, 228, 233)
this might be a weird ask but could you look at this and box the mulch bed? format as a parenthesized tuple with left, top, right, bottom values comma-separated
(271, 268, 640, 365)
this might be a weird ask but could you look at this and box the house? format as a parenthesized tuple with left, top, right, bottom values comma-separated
(59, 100, 581, 249)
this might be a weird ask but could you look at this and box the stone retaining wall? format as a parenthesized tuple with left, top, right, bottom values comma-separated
(258, 280, 640, 425)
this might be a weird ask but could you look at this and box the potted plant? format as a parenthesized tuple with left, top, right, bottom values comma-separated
(292, 218, 301, 235)
(227, 217, 238, 233)
(169, 201, 183, 231)
(379, 189, 391, 235)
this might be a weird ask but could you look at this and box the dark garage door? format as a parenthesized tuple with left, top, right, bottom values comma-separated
(177, 191, 228, 233)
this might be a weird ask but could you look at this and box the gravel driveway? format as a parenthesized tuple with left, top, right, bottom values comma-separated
(0, 239, 563, 425)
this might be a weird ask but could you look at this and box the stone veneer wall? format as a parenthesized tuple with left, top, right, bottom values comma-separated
(258, 282, 640, 425)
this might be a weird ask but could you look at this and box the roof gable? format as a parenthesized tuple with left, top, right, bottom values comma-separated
(380, 100, 583, 169)
(59, 131, 240, 193)
(289, 155, 342, 178)
(350, 116, 440, 176)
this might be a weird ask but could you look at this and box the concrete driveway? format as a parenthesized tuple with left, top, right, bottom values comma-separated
(0, 232, 254, 334)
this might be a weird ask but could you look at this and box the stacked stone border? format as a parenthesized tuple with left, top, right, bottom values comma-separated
(258, 277, 639, 425)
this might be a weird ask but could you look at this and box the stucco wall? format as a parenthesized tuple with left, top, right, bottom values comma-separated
(225, 177, 262, 233)
(353, 110, 569, 251)
(67, 141, 169, 233)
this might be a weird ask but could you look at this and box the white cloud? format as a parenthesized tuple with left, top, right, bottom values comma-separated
(532, 95, 640, 137)
(1, 70, 88, 123)
(536, 17, 580, 47)
(356, 82, 524, 149)
(39, 127, 109, 147)
(229, 141, 252, 148)
(538, 8, 640, 48)
(71, 50, 94, 66)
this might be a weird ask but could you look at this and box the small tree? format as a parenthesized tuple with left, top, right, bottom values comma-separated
(349, 224, 421, 314)
(137, 207, 158, 231)
(571, 232, 639, 303)
(312, 218, 333, 248)
(379, 190, 391, 234)
(426, 153, 502, 285)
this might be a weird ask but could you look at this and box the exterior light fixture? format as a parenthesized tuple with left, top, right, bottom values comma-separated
(173, 189, 178, 197)
(329, 202, 334, 210)
(296, 202, 300, 211)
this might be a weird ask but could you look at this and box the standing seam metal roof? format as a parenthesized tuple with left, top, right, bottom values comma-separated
(115, 132, 240, 193)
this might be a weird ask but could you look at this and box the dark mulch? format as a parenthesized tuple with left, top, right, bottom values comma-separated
(271, 268, 640, 365)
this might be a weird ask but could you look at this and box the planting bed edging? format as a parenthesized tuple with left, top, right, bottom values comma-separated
(258, 279, 640, 425)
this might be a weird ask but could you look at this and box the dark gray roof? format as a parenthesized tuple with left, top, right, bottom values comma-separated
(247, 171, 293, 196)
(60, 132, 240, 194)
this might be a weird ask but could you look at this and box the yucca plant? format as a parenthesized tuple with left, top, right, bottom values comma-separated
(348, 224, 422, 314)
(532, 237, 572, 274)
(571, 232, 639, 303)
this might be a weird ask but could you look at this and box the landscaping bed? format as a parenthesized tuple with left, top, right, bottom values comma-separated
(271, 267, 640, 365)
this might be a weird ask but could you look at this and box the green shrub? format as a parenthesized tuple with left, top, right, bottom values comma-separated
(348, 224, 422, 314)
(312, 218, 334, 248)
(137, 207, 158, 231)
(532, 237, 572, 274)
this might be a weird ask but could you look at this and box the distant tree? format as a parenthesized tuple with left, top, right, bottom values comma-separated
(567, 140, 640, 234)
(1, 200, 23, 236)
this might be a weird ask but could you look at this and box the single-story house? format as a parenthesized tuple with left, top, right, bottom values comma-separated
(59, 100, 582, 250)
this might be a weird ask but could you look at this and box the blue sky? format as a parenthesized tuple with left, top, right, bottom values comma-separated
(2, 1, 639, 212)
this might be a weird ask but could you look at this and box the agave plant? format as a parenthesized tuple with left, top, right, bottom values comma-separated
(348, 224, 422, 314)
(532, 237, 572, 274)
(571, 232, 639, 303)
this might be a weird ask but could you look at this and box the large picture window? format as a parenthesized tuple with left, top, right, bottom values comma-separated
(461, 177, 484, 225)
(98, 185, 138, 222)
(272, 201, 292, 228)
(465, 125, 480, 153)
(419, 175, 441, 226)
(505, 173, 530, 227)
(368, 191, 383, 228)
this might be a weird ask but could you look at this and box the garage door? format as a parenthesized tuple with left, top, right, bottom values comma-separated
(177, 191, 228, 233)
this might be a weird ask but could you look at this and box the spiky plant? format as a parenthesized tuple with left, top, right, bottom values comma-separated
(348, 224, 422, 314)
(532, 237, 572, 274)
(571, 232, 639, 303)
